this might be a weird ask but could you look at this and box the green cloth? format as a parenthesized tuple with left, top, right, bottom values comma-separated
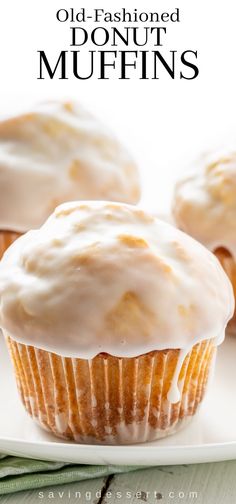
(0, 454, 142, 495)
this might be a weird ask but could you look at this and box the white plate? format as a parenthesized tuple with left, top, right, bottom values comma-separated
(0, 335, 236, 466)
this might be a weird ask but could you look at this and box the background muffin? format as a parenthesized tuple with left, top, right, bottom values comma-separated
(0, 202, 233, 444)
(172, 150, 236, 332)
(0, 101, 140, 258)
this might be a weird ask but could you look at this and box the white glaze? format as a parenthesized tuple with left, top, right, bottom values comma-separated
(0, 202, 233, 404)
(173, 149, 236, 260)
(0, 200, 233, 359)
(0, 101, 140, 233)
(167, 348, 187, 403)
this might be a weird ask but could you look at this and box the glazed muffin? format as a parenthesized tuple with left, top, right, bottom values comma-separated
(0, 202, 233, 444)
(0, 101, 140, 258)
(172, 150, 236, 332)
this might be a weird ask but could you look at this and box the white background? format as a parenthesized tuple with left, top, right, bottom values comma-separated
(0, 0, 235, 212)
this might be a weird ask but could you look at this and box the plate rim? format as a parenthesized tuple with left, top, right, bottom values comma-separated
(1, 436, 236, 466)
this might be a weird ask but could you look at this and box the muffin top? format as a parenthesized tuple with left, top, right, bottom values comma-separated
(173, 150, 236, 259)
(0, 201, 233, 358)
(0, 101, 140, 233)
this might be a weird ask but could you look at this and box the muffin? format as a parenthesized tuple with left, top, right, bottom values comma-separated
(172, 150, 236, 332)
(0, 202, 233, 444)
(0, 101, 140, 258)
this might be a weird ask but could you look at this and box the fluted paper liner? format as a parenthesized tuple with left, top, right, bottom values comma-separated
(0, 231, 21, 259)
(7, 337, 215, 444)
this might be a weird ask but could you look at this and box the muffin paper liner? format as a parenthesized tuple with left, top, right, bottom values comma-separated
(214, 248, 236, 333)
(7, 337, 215, 444)
(0, 231, 21, 259)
